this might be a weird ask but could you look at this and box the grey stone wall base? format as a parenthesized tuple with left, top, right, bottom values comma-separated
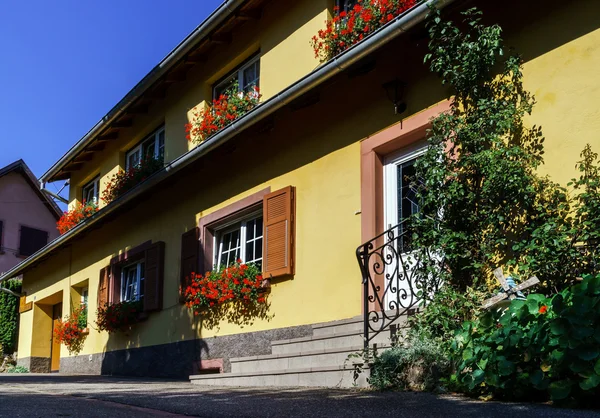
(17, 357, 50, 373)
(61, 324, 313, 379)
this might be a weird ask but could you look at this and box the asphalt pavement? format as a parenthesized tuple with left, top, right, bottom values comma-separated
(0, 374, 598, 418)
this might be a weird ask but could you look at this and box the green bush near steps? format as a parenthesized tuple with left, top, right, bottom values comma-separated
(0, 279, 21, 355)
(450, 274, 600, 407)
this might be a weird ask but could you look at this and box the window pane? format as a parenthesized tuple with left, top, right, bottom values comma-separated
(243, 215, 263, 268)
(127, 150, 140, 170)
(214, 74, 237, 99)
(218, 227, 241, 268)
(158, 130, 165, 162)
(139, 262, 145, 300)
(242, 60, 260, 93)
(142, 139, 155, 161)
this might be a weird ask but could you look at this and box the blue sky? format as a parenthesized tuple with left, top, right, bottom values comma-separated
(0, 0, 222, 196)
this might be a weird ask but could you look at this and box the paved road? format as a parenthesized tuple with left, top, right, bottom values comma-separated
(0, 374, 598, 417)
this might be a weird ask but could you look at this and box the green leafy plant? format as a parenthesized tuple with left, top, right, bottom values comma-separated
(408, 286, 484, 353)
(410, 7, 599, 294)
(0, 279, 21, 355)
(6, 365, 29, 374)
(451, 275, 600, 407)
(368, 335, 450, 391)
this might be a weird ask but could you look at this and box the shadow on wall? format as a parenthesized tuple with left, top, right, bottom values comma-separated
(98, 288, 274, 379)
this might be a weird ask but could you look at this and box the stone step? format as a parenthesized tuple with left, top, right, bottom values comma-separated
(270, 330, 391, 355)
(230, 344, 390, 374)
(190, 365, 370, 388)
(312, 312, 411, 337)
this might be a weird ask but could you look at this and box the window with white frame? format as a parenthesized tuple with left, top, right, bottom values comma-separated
(337, 0, 358, 13)
(125, 126, 165, 170)
(121, 261, 145, 302)
(214, 213, 263, 270)
(82, 177, 100, 204)
(81, 287, 89, 308)
(213, 55, 260, 100)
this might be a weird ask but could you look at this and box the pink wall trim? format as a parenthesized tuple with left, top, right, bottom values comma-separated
(360, 101, 451, 243)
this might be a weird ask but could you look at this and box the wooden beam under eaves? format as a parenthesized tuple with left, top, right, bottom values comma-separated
(129, 103, 149, 115)
(112, 119, 133, 129)
(210, 33, 232, 44)
(73, 153, 94, 163)
(63, 162, 84, 172)
(236, 9, 262, 20)
(86, 142, 106, 152)
(98, 131, 119, 141)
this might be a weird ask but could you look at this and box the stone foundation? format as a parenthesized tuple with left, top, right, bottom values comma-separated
(17, 356, 50, 373)
(59, 324, 312, 379)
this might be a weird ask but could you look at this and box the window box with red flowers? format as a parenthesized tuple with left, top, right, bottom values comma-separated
(184, 261, 268, 315)
(57, 201, 99, 235)
(95, 300, 145, 333)
(101, 157, 163, 205)
(53, 306, 88, 355)
(311, 0, 418, 62)
(185, 82, 261, 145)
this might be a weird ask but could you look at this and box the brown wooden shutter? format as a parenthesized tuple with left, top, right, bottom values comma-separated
(98, 266, 110, 307)
(180, 228, 199, 298)
(109, 264, 122, 305)
(144, 241, 165, 312)
(262, 186, 296, 278)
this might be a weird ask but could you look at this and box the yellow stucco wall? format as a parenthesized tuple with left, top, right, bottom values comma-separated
(68, 0, 330, 209)
(20, 0, 600, 364)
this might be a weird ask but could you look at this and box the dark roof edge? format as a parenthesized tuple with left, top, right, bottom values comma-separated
(39, 0, 246, 183)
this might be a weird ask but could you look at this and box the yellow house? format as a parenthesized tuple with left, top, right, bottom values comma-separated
(1, 0, 598, 386)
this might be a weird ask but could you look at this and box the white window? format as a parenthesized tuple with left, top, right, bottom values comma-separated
(213, 56, 260, 100)
(81, 287, 89, 308)
(125, 126, 165, 171)
(121, 261, 145, 302)
(214, 213, 263, 270)
(82, 177, 100, 204)
(337, 0, 358, 13)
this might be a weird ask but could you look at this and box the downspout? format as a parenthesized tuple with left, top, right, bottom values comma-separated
(0, 0, 455, 284)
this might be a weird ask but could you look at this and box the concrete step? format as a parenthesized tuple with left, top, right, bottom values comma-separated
(312, 312, 411, 337)
(271, 330, 392, 355)
(190, 365, 370, 388)
(230, 344, 391, 374)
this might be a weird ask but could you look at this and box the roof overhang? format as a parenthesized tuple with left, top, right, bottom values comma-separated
(40, 0, 267, 183)
(3, 0, 456, 283)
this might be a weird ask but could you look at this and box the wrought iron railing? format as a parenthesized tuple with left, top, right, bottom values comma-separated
(356, 221, 442, 349)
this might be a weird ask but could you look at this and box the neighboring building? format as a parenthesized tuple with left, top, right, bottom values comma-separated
(0, 0, 598, 384)
(0, 160, 61, 274)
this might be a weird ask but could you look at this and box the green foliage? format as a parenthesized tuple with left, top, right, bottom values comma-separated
(409, 286, 484, 353)
(0, 279, 21, 354)
(412, 7, 600, 294)
(368, 335, 450, 391)
(450, 275, 600, 407)
(6, 365, 29, 373)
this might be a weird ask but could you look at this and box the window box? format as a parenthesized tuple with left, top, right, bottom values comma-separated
(57, 201, 99, 235)
(101, 157, 163, 205)
(311, 0, 418, 62)
(96, 241, 165, 333)
(185, 55, 261, 144)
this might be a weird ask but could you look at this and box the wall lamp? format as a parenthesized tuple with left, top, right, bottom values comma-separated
(382, 79, 407, 115)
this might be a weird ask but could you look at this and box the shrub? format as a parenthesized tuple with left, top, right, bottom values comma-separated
(311, 0, 418, 62)
(101, 157, 163, 204)
(0, 279, 21, 355)
(184, 261, 267, 315)
(6, 365, 29, 373)
(408, 285, 484, 353)
(96, 300, 143, 333)
(369, 335, 450, 391)
(185, 82, 261, 144)
(450, 275, 600, 407)
(57, 201, 99, 234)
(53, 306, 88, 355)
